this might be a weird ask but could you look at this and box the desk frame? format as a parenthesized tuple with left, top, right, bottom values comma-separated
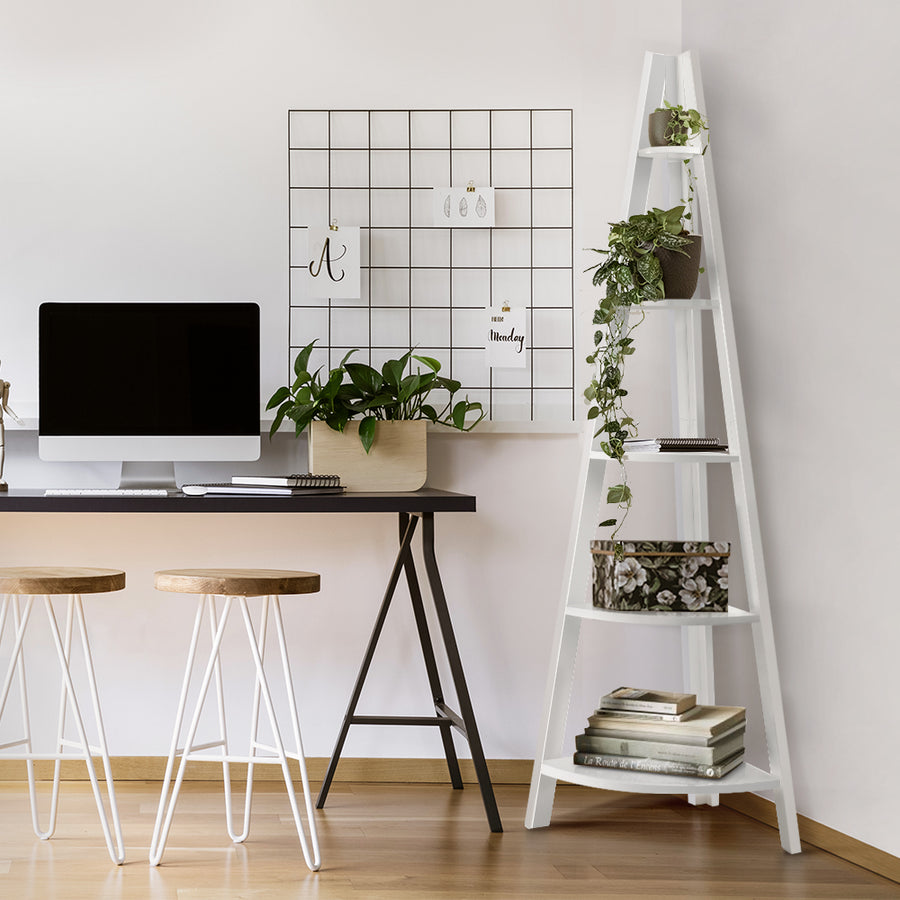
(0, 488, 502, 833)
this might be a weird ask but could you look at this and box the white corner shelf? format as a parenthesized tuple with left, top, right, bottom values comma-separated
(525, 50, 801, 855)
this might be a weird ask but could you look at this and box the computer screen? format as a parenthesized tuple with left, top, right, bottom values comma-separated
(38, 301, 261, 488)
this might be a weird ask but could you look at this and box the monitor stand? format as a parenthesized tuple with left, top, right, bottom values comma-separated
(119, 460, 178, 491)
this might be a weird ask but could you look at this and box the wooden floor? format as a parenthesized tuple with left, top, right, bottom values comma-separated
(0, 780, 896, 899)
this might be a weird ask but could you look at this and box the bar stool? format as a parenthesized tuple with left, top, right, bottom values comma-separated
(149, 568, 321, 871)
(0, 566, 126, 865)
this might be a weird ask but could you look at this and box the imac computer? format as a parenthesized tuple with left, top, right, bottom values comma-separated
(39, 301, 261, 491)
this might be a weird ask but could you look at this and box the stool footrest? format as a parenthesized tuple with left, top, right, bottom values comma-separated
(176, 739, 226, 754)
(181, 753, 302, 765)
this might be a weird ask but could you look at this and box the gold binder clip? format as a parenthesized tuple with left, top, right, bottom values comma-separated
(502, 301, 511, 312)
(329, 219, 339, 231)
(467, 180, 476, 192)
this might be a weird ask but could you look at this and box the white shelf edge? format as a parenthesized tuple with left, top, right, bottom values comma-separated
(631, 298, 715, 311)
(590, 450, 739, 464)
(541, 757, 779, 795)
(637, 146, 704, 159)
(565, 602, 758, 626)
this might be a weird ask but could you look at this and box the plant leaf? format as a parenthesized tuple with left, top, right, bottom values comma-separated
(358, 416, 377, 453)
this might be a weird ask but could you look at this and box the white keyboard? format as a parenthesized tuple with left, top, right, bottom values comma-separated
(44, 488, 170, 496)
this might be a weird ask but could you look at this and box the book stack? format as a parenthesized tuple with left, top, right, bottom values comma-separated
(573, 687, 746, 779)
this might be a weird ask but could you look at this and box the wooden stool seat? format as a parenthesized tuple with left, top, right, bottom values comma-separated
(154, 568, 319, 597)
(149, 566, 322, 872)
(0, 565, 125, 864)
(0, 567, 126, 596)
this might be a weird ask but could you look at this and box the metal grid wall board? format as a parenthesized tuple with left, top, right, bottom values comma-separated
(287, 109, 575, 425)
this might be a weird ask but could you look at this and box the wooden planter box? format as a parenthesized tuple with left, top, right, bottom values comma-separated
(308, 420, 427, 492)
(591, 540, 730, 612)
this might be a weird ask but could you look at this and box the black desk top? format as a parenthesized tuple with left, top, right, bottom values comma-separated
(0, 487, 476, 514)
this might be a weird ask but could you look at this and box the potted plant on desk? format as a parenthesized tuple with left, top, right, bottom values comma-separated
(584, 204, 701, 537)
(267, 341, 484, 491)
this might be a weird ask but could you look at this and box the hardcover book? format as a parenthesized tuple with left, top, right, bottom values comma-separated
(586, 705, 746, 746)
(575, 728, 745, 764)
(573, 749, 745, 779)
(599, 687, 696, 715)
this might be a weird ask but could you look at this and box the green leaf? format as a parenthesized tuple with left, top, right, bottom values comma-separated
(599, 518, 618, 528)
(293, 340, 317, 377)
(358, 416, 377, 453)
(266, 385, 290, 410)
(607, 484, 632, 505)
(412, 354, 441, 373)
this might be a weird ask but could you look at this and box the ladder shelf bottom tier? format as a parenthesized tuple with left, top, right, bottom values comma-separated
(541, 757, 779, 795)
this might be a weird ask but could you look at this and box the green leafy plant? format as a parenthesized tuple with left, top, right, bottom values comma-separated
(655, 101, 709, 225)
(656, 100, 709, 148)
(267, 340, 484, 453)
(584, 205, 693, 538)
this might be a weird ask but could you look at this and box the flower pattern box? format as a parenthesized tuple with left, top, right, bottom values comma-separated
(590, 540, 730, 612)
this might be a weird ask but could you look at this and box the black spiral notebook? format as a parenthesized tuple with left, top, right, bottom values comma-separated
(230, 473, 342, 487)
(180, 473, 344, 496)
(624, 438, 728, 453)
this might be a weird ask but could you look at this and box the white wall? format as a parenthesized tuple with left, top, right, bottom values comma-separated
(683, 0, 900, 859)
(0, 0, 681, 768)
(2, 0, 895, 862)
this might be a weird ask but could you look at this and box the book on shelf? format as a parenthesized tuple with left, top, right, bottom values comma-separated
(586, 705, 746, 746)
(624, 437, 728, 453)
(596, 707, 700, 724)
(573, 749, 744, 779)
(575, 727, 744, 765)
(230, 473, 342, 488)
(179, 482, 345, 497)
(599, 686, 696, 715)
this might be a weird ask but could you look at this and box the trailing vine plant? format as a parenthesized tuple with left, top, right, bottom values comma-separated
(584, 206, 692, 540)
(656, 100, 709, 226)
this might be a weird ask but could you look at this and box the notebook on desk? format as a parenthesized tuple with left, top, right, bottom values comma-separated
(179, 482, 345, 496)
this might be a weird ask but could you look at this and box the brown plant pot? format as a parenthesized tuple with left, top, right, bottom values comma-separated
(654, 234, 702, 299)
(648, 109, 686, 147)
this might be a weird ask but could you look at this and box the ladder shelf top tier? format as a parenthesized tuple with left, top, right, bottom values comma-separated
(638, 145, 704, 159)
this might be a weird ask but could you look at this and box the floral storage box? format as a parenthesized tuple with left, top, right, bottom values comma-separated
(590, 540, 730, 612)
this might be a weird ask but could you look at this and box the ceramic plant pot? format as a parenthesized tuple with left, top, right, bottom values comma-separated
(648, 109, 686, 147)
(654, 233, 702, 299)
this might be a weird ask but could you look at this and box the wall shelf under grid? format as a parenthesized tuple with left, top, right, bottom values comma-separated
(287, 108, 575, 425)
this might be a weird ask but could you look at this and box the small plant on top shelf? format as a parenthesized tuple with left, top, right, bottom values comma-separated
(584, 205, 695, 540)
(648, 101, 709, 226)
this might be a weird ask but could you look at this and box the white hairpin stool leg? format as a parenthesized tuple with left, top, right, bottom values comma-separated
(238, 595, 320, 871)
(43, 595, 125, 865)
(225, 597, 268, 845)
(0, 596, 43, 838)
(150, 595, 233, 867)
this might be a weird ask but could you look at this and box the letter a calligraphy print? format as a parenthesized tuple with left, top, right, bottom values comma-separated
(302, 226, 361, 300)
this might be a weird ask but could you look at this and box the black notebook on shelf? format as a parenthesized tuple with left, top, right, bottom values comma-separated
(624, 438, 728, 453)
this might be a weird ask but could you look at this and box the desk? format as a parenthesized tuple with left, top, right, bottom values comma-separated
(0, 488, 502, 832)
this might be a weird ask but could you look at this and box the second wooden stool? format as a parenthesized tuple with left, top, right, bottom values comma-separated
(148, 568, 321, 871)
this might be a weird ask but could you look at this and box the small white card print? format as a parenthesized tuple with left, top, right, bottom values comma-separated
(302, 225, 361, 299)
(432, 187, 495, 227)
(486, 305, 527, 368)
